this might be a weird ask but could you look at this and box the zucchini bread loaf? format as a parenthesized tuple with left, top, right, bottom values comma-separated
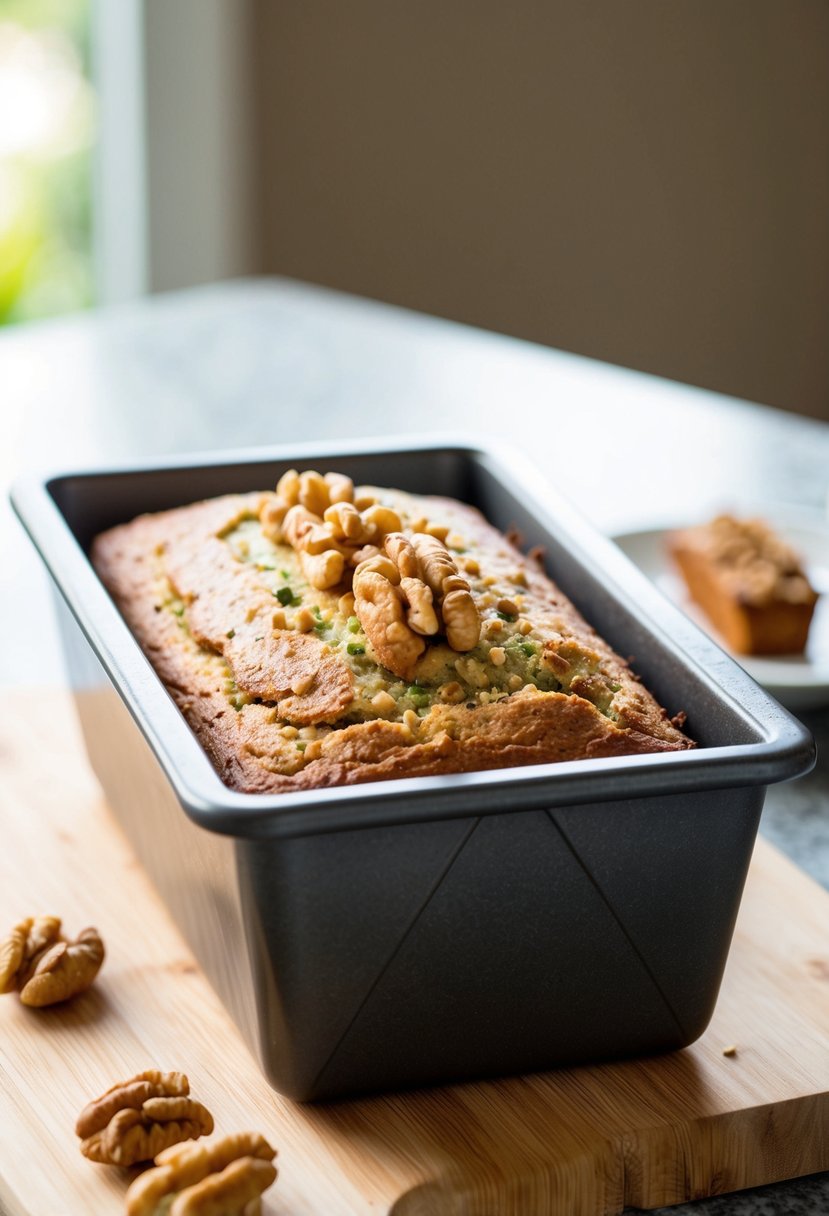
(92, 470, 693, 793)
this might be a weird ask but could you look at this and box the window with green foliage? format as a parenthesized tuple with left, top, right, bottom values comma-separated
(0, 0, 93, 324)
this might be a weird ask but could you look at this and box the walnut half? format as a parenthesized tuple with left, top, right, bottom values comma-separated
(76, 1071, 214, 1166)
(410, 533, 480, 651)
(260, 469, 401, 590)
(125, 1131, 277, 1216)
(352, 532, 481, 678)
(0, 917, 104, 1007)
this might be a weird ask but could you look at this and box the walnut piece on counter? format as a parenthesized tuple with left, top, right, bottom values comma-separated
(0, 916, 60, 993)
(0, 917, 104, 1006)
(125, 1131, 277, 1216)
(77, 1071, 214, 1166)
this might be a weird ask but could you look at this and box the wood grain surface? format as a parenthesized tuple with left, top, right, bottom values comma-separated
(1, 690, 828, 1216)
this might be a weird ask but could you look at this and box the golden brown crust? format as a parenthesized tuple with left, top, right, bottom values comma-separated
(92, 488, 692, 794)
(163, 508, 354, 724)
(670, 514, 818, 655)
(224, 630, 353, 722)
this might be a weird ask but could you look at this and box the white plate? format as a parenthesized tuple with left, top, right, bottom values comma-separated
(612, 511, 829, 711)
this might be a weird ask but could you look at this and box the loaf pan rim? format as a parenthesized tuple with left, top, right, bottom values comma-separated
(11, 433, 815, 837)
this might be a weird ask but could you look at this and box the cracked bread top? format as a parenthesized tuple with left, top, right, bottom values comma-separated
(91, 479, 693, 793)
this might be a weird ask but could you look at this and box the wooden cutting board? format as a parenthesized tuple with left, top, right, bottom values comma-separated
(1, 690, 828, 1216)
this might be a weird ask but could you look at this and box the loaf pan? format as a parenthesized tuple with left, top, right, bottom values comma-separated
(12, 437, 815, 1101)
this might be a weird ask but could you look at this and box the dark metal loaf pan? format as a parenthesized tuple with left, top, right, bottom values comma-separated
(12, 438, 815, 1101)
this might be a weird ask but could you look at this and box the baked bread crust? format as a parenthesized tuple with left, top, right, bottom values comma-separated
(92, 487, 693, 793)
(669, 514, 818, 655)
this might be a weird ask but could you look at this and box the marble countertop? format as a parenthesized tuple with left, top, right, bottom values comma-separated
(3, 278, 828, 1214)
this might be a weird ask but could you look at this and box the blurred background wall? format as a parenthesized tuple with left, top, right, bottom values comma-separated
(250, 1, 829, 421)
(143, 0, 256, 294)
(2, 1, 828, 421)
